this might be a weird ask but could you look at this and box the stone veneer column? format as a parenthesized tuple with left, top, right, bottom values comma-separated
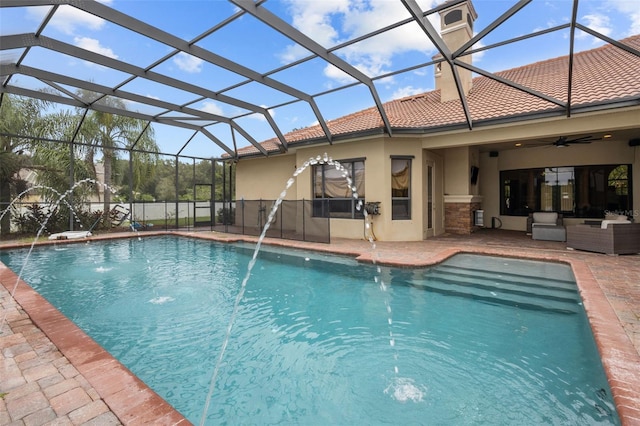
(444, 195, 483, 234)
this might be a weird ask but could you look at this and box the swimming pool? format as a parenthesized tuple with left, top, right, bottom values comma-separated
(0, 236, 619, 424)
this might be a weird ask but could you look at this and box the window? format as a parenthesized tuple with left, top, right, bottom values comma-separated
(500, 164, 632, 218)
(391, 157, 411, 220)
(312, 159, 365, 218)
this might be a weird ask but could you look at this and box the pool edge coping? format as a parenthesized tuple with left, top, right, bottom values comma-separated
(0, 261, 191, 426)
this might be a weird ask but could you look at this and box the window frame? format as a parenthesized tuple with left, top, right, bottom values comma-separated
(391, 156, 413, 220)
(500, 164, 632, 218)
(312, 158, 365, 219)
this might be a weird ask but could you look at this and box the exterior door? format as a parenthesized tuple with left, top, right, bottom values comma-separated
(194, 183, 213, 227)
(425, 159, 435, 237)
(423, 152, 443, 238)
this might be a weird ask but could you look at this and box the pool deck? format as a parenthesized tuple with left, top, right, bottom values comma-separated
(1, 229, 639, 425)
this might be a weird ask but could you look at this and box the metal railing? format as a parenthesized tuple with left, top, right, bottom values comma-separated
(1, 199, 331, 243)
(212, 199, 330, 243)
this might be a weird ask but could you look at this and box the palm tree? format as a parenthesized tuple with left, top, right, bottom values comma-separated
(1, 92, 159, 235)
(76, 97, 158, 215)
(32, 109, 94, 197)
(0, 95, 45, 235)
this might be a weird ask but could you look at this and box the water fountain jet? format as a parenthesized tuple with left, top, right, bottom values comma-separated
(199, 154, 422, 424)
(0, 179, 119, 331)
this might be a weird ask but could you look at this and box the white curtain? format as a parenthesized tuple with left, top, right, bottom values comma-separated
(322, 164, 365, 198)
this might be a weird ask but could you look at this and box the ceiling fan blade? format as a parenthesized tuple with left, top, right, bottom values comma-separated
(565, 135, 601, 144)
(549, 135, 602, 146)
(524, 135, 602, 148)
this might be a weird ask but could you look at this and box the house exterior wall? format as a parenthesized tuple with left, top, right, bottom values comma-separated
(382, 138, 425, 241)
(235, 154, 297, 201)
(443, 147, 470, 195)
(235, 107, 639, 241)
(435, 0, 476, 102)
(235, 137, 434, 241)
(292, 138, 387, 240)
(423, 145, 482, 234)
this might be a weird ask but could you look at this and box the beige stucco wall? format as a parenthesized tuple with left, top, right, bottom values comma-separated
(235, 137, 432, 241)
(420, 108, 640, 150)
(443, 147, 469, 195)
(235, 105, 639, 240)
(289, 138, 427, 241)
(382, 138, 425, 241)
(235, 154, 297, 201)
(441, 145, 480, 196)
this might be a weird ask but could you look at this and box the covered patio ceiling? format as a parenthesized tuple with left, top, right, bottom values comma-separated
(1, 0, 639, 161)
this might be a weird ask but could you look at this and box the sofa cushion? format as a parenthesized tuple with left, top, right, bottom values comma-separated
(601, 219, 631, 229)
(532, 212, 558, 224)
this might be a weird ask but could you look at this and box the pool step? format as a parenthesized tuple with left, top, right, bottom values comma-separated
(413, 266, 581, 314)
(434, 264, 577, 294)
(438, 254, 576, 284)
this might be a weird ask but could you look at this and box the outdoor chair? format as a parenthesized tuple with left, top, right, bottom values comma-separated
(528, 212, 565, 242)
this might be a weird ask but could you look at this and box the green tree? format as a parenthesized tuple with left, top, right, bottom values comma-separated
(147, 158, 177, 201)
(32, 109, 94, 198)
(0, 95, 45, 235)
(74, 97, 159, 214)
(135, 158, 231, 202)
(1, 93, 161, 235)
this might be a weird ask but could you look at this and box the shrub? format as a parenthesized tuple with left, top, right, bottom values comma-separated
(216, 207, 235, 225)
(12, 203, 106, 235)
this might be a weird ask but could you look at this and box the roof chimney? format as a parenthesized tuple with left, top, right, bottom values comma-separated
(434, 0, 477, 102)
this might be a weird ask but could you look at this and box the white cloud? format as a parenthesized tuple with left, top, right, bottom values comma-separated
(279, 44, 312, 63)
(277, 0, 348, 63)
(280, 0, 440, 81)
(323, 64, 357, 85)
(74, 37, 118, 59)
(247, 107, 276, 122)
(286, 0, 350, 46)
(390, 85, 428, 100)
(469, 38, 486, 63)
(605, 0, 640, 36)
(28, 4, 107, 35)
(578, 13, 613, 43)
(577, 1, 640, 41)
(201, 101, 224, 116)
(173, 52, 204, 73)
(27, 2, 118, 70)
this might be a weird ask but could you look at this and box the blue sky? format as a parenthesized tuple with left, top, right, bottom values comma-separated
(1, 0, 639, 159)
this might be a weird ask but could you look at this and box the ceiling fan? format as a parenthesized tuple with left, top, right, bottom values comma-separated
(551, 135, 601, 147)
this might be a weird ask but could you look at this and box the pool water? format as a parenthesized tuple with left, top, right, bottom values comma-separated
(0, 236, 619, 424)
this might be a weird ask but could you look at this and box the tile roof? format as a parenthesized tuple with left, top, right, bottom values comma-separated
(236, 34, 640, 157)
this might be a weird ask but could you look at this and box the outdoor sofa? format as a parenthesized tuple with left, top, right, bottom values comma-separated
(566, 216, 640, 255)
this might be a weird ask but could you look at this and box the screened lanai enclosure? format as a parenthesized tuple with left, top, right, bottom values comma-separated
(2, 0, 639, 242)
(0, 141, 330, 242)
